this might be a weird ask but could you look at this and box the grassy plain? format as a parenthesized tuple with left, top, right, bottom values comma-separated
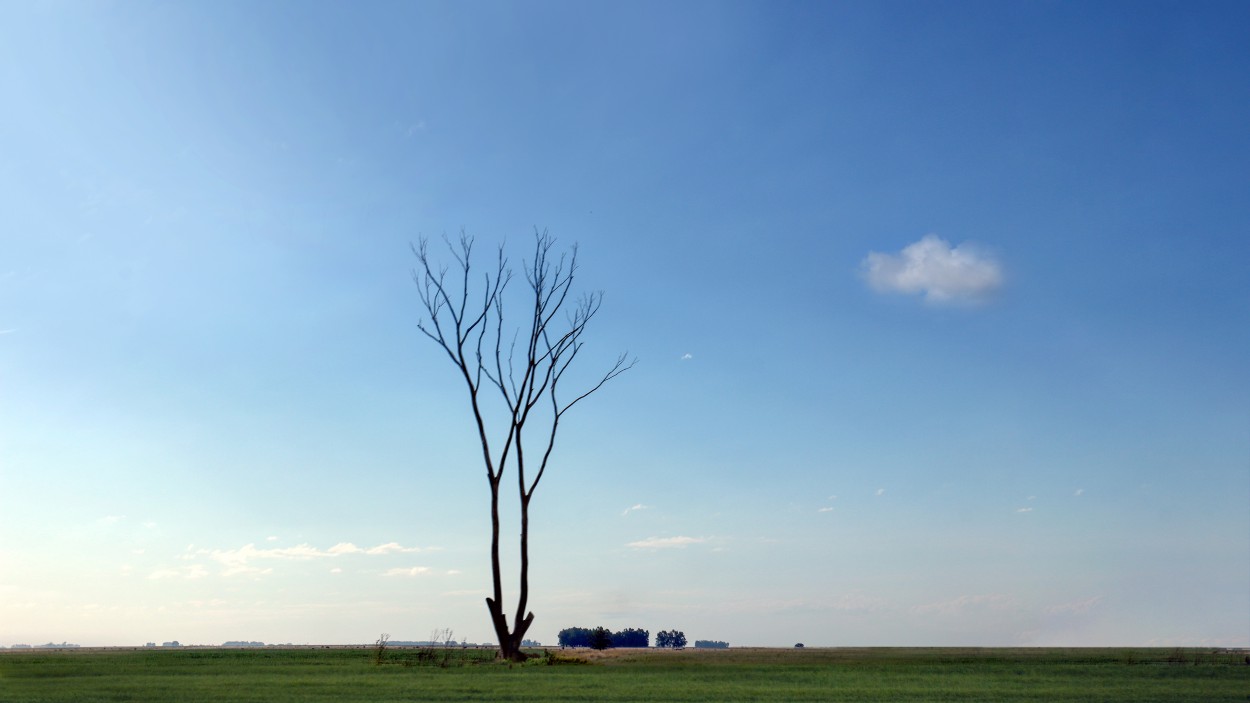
(1, 646, 1246, 702)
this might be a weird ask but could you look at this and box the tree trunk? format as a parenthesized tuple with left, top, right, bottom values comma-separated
(485, 598, 532, 662)
(485, 478, 533, 662)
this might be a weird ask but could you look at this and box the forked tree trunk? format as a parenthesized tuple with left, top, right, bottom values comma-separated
(483, 480, 534, 662)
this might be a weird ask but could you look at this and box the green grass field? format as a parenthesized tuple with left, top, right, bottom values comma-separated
(1, 646, 1246, 702)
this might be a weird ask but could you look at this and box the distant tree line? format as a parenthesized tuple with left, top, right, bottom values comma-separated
(655, 630, 687, 649)
(557, 627, 649, 649)
(557, 627, 722, 650)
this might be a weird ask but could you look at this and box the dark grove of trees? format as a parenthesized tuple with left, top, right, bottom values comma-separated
(557, 627, 650, 648)
(655, 630, 687, 649)
(694, 640, 729, 649)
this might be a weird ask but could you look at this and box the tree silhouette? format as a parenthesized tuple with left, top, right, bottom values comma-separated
(656, 630, 687, 649)
(412, 229, 632, 662)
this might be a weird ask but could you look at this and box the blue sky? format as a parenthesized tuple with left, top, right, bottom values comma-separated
(2, 0, 1247, 648)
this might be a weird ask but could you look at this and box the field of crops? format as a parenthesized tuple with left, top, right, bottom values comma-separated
(1, 645, 1246, 702)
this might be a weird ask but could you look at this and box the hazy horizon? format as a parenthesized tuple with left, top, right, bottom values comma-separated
(2, 0, 1247, 649)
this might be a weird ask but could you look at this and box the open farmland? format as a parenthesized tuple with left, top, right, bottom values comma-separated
(1, 646, 1246, 702)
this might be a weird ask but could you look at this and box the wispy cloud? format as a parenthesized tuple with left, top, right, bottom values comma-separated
(187, 541, 431, 576)
(861, 235, 1003, 304)
(148, 564, 209, 580)
(913, 594, 1017, 615)
(627, 536, 706, 549)
(817, 507, 834, 513)
(0, 328, 16, 335)
(1016, 507, 1034, 513)
(386, 567, 430, 577)
(369, 542, 425, 555)
(1044, 596, 1103, 616)
(875, 488, 886, 496)
(680, 353, 693, 360)
(622, 504, 648, 516)
(1074, 488, 1084, 497)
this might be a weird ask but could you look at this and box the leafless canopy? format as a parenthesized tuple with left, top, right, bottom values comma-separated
(412, 228, 633, 661)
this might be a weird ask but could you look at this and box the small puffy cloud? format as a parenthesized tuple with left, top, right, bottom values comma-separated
(680, 353, 693, 360)
(1016, 507, 1034, 513)
(386, 567, 430, 577)
(875, 488, 886, 496)
(627, 536, 706, 549)
(622, 504, 648, 516)
(329, 567, 343, 574)
(266, 535, 279, 541)
(861, 235, 1003, 304)
(817, 507, 834, 513)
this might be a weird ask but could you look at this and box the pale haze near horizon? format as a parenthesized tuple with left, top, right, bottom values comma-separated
(1, 1, 1247, 649)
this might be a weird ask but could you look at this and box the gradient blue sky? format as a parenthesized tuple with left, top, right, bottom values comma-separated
(2, 0, 1247, 648)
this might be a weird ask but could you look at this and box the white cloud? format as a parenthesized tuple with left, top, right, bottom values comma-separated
(386, 567, 430, 577)
(875, 488, 886, 496)
(621, 504, 648, 516)
(1016, 507, 1034, 513)
(861, 234, 1003, 304)
(148, 564, 208, 580)
(680, 353, 693, 360)
(266, 535, 279, 542)
(329, 567, 343, 574)
(1044, 596, 1103, 616)
(189, 541, 430, 576)
(365, 542, 424, 555)
(627, 536, 706, 549)
(913, 594, 1017, 615)
(1074, 488, 1084, 497)
(817, 507, 834, 513)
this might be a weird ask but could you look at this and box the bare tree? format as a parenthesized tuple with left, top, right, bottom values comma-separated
(412, 229, 633, 662)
